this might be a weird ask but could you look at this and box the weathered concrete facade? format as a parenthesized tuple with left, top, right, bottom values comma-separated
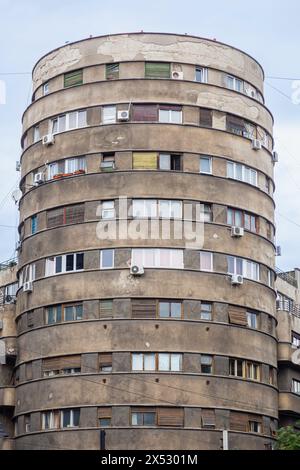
(2, 32, 282, 449)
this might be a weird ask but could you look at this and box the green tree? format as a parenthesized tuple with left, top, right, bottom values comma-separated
(276, 424, 300, 450)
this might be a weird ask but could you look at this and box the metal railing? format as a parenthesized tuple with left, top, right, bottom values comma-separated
(276, 300, 300, 318)
(0, 257, 17, 272)
(275, 267, 298, 288)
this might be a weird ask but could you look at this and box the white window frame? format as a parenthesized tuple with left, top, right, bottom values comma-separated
(158, 109, 182, 124)
(102, 105, 117, 124)
(102, 200, 115, 219)
(50, 110, 87, 134)
(195, 67, 208, 83)
(227, 161, 257, 186)
(200, 252, 213, 272)
(132, 199, 157, 218)
(132, 353, 156, 371)
(45, 253, 84, 276)
(5, 282, 18, 298)
(20, 263, 36, 287)
(158, 353, 182, 371)
(292, 379, 300, 394)
(61, 409, 80, 428)
(227, 256, 260, 281)
(33, 126, 40, 143)
(42, 411, 59, 430)
(247, 311, 258, 329)
(43, 82, 49, 95)
(200, 156, 212, 174)
(158, 200, 182, 219)
(100, 249, 115, 270)
(48, 157, 86, 179)
(131, 249, 184, 269)
(226, 75, 244, 93)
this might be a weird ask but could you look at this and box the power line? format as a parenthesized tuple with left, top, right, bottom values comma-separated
(265, 81, 296, 102)
(277, 212, 300, 229)
(0, 72, 31, 76)
(266, 76, 300, 81)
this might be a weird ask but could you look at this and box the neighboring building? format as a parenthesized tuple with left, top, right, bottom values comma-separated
(276, 268, 300, 428)
(2, 32, 281, 449)
(0, 260, 18, 450)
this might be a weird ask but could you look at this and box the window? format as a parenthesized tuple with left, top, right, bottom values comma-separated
(158, 200, 182, 219)
(64, 69, 83, 88)
(131, 249, 184, 269)
(43, 82, 49, 95)
(131, 409, 156, 426)
(229, 358, 244, 377)
(226, 75, 244, 92)
(200, 252, 213, 272)
(100, 249, 114, 269)
(132, 353, 155, 371)
(246, 311, 258, 329)
(201, 410, 216, 429)
(159, 301, 182, 319)
(101, 153, 115, 170)
(4, 282, 18, 302)
(98, 408, 112, 427)
(132, 104, 158, 122)
(31, 215, 38, 234)
(227, 208, 257, 233)
(227, 161, 257, 186)
(158, 105, 182, 124)
(46, 305, 62, 324)
(25, 415, 31, 433)
(195, 67, 208, 83)
(100, 300, 113, 318)
(245, 362, 260, 381)
(45, 304, 83, 324)
(64, 304, 83, 321)
(132, 199, 157, 218)
(45, 253, 84, 276)
(42, 356, 81, 376)
(19, 263, 36, 287)
(200, 156, 212, 174)
(99, 353, 112, 372)
(158, 353, 182, 371)
(23, 133, 28, 149)
(199, 108, 213, 128)
(102, 201, 115, 219)
(227, 256, 260, 281)
(106, 63, 119, 80)
(226, 115, 256, 139)
(133, 152, 158, 169)
(132, 299, 157, 319)
(61, 409, 80, 428)
(42, 411, 60, 430)
(33, 126, 40, 142)
(51, 110, 86, 134)
(145, 62, 170, 79)
(201, 355, 213, 374)
(102, 105, 116, 124)
(292, 332, 300, 348)
(47, 204, 84, 228)
(269, 367, 276, 386)
(200, 303, 212, 321)
(292, 379, 300, 394)
(248, 421, 262, 434)
(158, 153, 181, 171)
(201, 204, 213, 222)
(48, 157, 86, 179)
(27, 311, 34, 328)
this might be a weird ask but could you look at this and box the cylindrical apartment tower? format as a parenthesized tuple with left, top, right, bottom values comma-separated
(15, 33, 277, 450)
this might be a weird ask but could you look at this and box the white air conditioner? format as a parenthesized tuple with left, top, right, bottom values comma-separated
(5, 295, 16, 304)
(276, 246, 282, 256)
(272, 151, 279, 163)
(34, 172, 45, 185)
(130, 265, 144, 276)
(252, 139, 262, 150)
(171, 70, 183, 80)
(231, 274, 244, 285)
(7, 347, 16, 356)
(117, 110, 129, 121)
(100, 161, 115, 170)
(42, 134, 55, 146)
(231, 226, 244, 237)
(23, 281, 33, 292)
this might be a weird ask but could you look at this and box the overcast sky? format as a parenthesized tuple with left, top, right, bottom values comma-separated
(0, 0, 299, 270)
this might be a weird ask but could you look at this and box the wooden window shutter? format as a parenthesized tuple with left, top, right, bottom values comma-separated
(159, 105, 182, 111)
(228, 306, 248, 326)
(27, 311, 34, 328)
(230, 411, 248, 432)
(60, 355, 81, 369)
(201, 409, 216, 428)
(132, 407, 156, 413)
(145, 62, 170, 79)
(64, 69, 83, 88)
(132, 105, 158, 122)
(157, 408, 184, 427)
(100, 300, 113, 318)
(133, 152, 158, 170)
(98, 407, 112, 419)
(132, 299, 157, 319)
(106, 63, 119, 80)
(42, 357, 63, 371)
(99, 353, 112, 366)
(25, 362, 33, 381)
(200, 108, 213, 128)
(47, 207, 64, 228)
(65, 204, 85, 224)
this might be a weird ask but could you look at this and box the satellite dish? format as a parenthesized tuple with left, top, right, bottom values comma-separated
(11, 189, 22, 204)
(291, 349, 300, 365)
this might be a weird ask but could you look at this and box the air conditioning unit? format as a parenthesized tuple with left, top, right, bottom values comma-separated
(231, 274, 244, 285)
(276, 246, 282, 256)
(252, 139, 262, 150)
(23, 281, 33, 292)
(117, 110, 129, 121)
(272, 151, 279, 163)
(100, 161, 115, 170)
(34, 172, 45, 185)
(171, 70, 183, 80)
(42, 134, 55, 146)
(231, 226, 244, 237)
(130, 265, 144, 276)
(5, 295, 16, 304)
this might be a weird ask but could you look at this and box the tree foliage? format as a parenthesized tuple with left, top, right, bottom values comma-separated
(276, 424, 300, 450)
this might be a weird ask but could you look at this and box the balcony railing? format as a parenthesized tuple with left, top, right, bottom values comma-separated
(277, 300, 300, 318)
(276, 267, 298, 288)
(0, 257, 17, 272)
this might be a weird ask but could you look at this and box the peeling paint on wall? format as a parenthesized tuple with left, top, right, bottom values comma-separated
(33, 46, 82, 87)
